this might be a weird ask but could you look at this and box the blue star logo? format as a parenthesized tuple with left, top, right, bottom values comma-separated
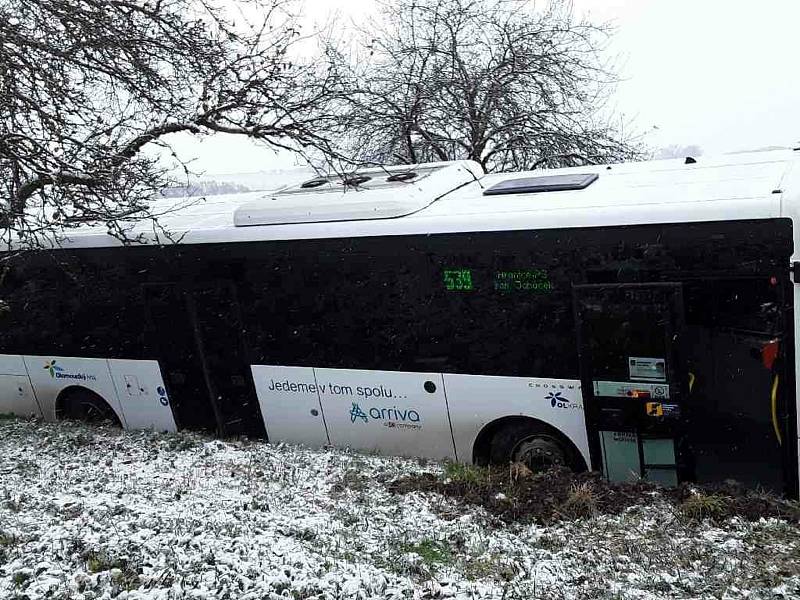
(546, 391, 563, 407)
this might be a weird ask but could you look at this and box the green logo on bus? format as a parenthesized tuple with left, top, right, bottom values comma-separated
(44, 360, 63, 378)
(43, 359, 96, 382)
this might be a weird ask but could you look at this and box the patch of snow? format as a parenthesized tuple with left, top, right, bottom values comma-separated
(0, 419, 797, 599)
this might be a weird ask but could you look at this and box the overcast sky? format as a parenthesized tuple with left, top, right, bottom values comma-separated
(170, 0, 800, 176)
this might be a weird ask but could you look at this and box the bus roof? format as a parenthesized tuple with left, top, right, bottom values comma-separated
(49, 147, 800, 249)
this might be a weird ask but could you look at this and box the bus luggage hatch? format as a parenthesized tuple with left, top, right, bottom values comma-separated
(574, 283, 688, 486)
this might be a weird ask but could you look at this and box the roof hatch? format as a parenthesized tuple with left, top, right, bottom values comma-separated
(483, 172, 598, 196)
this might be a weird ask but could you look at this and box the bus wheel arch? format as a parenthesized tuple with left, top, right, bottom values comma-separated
(472, 416, 587, 473)
(55, 386, 122, 427)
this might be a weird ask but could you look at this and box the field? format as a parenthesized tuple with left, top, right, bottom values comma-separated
(0, 418, 798, 599)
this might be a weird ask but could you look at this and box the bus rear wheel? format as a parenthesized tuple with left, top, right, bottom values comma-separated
(58, 388, 121, 427)
(489, 421, 569, 472)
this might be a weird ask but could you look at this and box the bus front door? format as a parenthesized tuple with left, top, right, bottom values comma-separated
(681, 277, 791, 494)
(574, 283, 689, 486)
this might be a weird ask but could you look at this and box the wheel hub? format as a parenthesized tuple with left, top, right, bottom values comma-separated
(512, 436, 566, 472)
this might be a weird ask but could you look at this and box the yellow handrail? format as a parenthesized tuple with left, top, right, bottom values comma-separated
(771, 374, 782, 446)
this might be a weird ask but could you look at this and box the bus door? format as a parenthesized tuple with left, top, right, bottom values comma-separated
(143, 282, 265, 437)
(143, 283, 216, 432)
(574, 283, 689, 486)
(188, 282, 264, 438)
(681, 276, 792, 493)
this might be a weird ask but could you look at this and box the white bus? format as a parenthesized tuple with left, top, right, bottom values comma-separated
(1, 149, 798, 495)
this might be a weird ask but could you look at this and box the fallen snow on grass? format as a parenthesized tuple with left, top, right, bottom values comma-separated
(0, 419, 798, 599)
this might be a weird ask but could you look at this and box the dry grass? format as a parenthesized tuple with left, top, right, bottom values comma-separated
(558, 482, 598, 519)
(680, 491, 729, 521)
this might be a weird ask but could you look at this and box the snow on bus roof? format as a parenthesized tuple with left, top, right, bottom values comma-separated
(428, 148, 795, 222)
(52, 148, 799, 249)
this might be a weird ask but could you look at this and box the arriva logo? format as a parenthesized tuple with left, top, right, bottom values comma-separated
(44, 360, 63, 378)
(350, 403, 368, 424)
(43, 360, 97, 382)
(349, 402, 422, 425)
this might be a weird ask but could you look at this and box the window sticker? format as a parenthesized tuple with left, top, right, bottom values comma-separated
(628, 357, 666, 382)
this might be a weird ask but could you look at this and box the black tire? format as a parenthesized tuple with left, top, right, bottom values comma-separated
(59, 389, 121, 427)
(489, 421, 573, 472)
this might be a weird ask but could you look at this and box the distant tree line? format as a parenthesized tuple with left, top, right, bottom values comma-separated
(160, 181, 251, 199)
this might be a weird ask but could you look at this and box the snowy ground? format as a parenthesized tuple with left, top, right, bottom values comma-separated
(0, 418, 798, 600)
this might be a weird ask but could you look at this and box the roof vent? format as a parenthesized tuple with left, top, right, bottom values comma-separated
(483, 173, 598, 196)
(343, 175, 371, 187)
(386, 171, 417, 182)
(300, 177, 328, 189)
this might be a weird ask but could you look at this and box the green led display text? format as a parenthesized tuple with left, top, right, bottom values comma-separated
(443, 269, 474, 291)
(495, 269, 552, 292)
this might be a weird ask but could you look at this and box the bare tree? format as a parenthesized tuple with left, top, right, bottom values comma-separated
(0, 0, 338, 248)
(322, 0, 640, 172)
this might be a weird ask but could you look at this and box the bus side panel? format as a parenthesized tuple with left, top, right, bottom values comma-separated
(251, 364, 457, 460)
(443, 374, 589, 467)
(107, 359, 177, 432)
(251, 365, 330, 447)
(0, 376, 40, 418)
(315, 367, 456, 461)
(0, 354, 42, 418)
(23, 354, 127, 425)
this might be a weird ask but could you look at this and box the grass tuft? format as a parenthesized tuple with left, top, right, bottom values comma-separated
(0, 531, 17, 547)
(443, 462, 490, 485)
(508, 462, 533, 482)
(402, 539, 453, 566)
(11, 570, 30, 587)
(558, 482, 598, 519)
(464, 554, 518, 582)
(680, 492, 729, 521)
(162, 434, 199, 452)
(86, 550, 126, 573)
